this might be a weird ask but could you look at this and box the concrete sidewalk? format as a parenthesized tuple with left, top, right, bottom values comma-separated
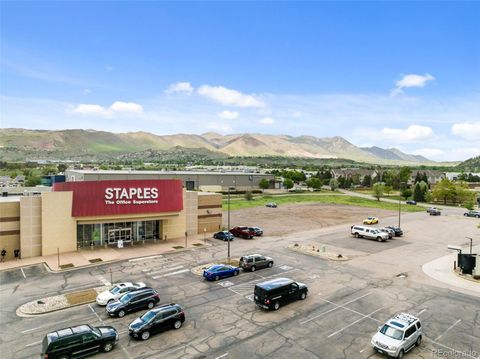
(422, 245, 480, 297)
(0, 234, 211, 272)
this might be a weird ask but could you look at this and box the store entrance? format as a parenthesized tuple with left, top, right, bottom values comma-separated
(107, 228, 132, 244)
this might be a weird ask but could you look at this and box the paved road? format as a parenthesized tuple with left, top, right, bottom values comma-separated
(1, 210, 479, 359)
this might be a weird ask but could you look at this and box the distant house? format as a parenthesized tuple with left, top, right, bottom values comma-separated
(444, 172, 480, 181)
(410, 170, 444, 185)
(330, 168, 379, 182)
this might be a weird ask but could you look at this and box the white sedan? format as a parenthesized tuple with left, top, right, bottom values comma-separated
(96, 282, 146, 306)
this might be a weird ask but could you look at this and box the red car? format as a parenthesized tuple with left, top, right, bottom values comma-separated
(229, 226, 255, 239)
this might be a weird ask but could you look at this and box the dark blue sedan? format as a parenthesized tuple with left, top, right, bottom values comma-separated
(203, 264, 240, 281)
(213, 231, 234, 241)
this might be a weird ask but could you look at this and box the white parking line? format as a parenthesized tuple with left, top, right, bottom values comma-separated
(417, 308, 427, 316)
(435, 319, 462, 341)
(152, 269, 190, 279)
(426, 337, 479, 359)
(359, 346, 371, 354)
(95, 275, 110, 286)
(327, 307, 384, 338)
(20, 268, 26, 279)
(148, 265, 184, 276)
(118, 342, 133, 359)
(88, 304, 103, 323)
(215, 353, 229, 359)
(129, 255, 163, 262)
(316, 295, 382, 324)
(300, 292, 373, 325)
(25, 340, 41, 348)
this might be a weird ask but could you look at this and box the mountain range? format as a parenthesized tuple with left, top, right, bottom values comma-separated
(0, 128, 435, 164)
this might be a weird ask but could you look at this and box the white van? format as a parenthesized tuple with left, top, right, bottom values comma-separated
(351, 225, 389, 242)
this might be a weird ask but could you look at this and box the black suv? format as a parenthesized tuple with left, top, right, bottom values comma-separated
(128, 303, 185, 340)
(385, 225, 403, 237)
(41, 324, 118, 359)
(254, 278, 308, 310)
(106, 287, 160, 318)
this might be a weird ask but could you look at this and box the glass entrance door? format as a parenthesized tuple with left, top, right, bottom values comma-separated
(108, 228, 132, 244)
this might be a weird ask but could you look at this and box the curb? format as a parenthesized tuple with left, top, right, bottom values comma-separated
(288, 244, 350, 261)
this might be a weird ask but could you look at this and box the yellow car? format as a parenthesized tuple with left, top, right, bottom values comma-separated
(363, 217, 379, 225)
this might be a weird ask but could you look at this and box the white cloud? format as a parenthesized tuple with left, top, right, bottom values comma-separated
(413, 148, 444, 158)
(260, 117, 274, 125)
(197, 85, 264, 108)
(391, 73, 435, 95)
(110, 101, 143, 113)
(84, 89, 91, 94)
(381, 125, 434, 142)
(218, 110, 239, 120)
(451, 121, 480, 141)
(165, 82, 194, 95)
(73, 101, 143, 117)
(205, 122, 233, 133)
(105, 65, 114, 71)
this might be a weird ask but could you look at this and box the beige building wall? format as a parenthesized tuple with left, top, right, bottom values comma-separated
(41, 192, 77, 256)
(185, 191, 198, 236)
(20, 196, 42, 258)
(162, 190, 187, 240)
(0, 200, 20, 261)
(197, 192, 222, 233)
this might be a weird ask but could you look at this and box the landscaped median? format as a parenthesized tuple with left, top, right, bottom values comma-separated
(17, 286, 109, 316)
(288, 243, 363, 261)
(191, 258, 241, 276)
(223, 193, 426, 212)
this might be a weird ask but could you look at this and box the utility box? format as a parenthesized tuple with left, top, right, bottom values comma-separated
(458, 253, 477, 275)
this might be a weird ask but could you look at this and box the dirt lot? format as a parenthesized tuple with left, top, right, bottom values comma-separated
(224, 202, 398, 236)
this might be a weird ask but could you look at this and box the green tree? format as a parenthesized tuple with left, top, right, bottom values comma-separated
(57, 163, 68, 173)
(283, 178, 294, 190)
(384, 186, 393, 196)
(362, 175, 372, 187)
(244, 191, 253, 201)
(432, 178, 457, 204)
(372, 182, 385, 201)
(329, 178, 339, 191)
(399, 167, 412, 184)
(41, 165, 58, 176)
(401, 188, 412, 200)
(413, 183, 425, 202)
(259, 178, 270, 192)
(25, 174, 41, 187)
(306, 177, 321, 190)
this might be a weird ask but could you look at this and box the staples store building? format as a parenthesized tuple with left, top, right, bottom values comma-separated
(0, 179, 222, 260)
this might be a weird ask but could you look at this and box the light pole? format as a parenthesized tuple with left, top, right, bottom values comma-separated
(227, 181, 235, 263)
(466, 237, 473, 254)
(398, 182, 406, 228)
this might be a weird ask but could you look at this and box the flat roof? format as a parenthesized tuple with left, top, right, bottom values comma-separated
(0, 197, 21, 203)
(67, 170, 272, 176)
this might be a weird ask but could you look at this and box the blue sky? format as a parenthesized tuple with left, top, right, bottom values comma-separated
(1, 1, 479, 161)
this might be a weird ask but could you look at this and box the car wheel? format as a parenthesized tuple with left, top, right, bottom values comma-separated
(397, 349, 404, 359)
(377, 237, 383, 242)
(416, 335, 422, 346)
(251, 266, 256, 272)
(354, 232, 359, 238)
(103, 341, 114, 352)
(300, 292, 307, 300)
(476, 215, 480, 218)
(141, 331, 150, 341)
(464, 213, 468, 216)
(174, 320, 183, 329)
(268, 262, 273, 268)
(273, 302, 280, 311)
(234, 270, 239, 276)
(147, 301, 154, 309)
(118, 310, 125, 318)
(215, 275, 220, 281)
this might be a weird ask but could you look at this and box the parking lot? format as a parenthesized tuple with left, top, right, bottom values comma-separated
(0, 206, 479, 359)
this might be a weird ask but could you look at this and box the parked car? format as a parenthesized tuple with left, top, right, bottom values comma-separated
(266, 202, 278, 208)
(239, 254, 274, 272)
(106, 287, 160, 318)
(371, 313, 422, 359)
(41, 324, 119, 359)
(96, 282, 146, 306)
(429, 208, 441, 216)
(351, 225, 389, 242)
(426, 207, 439, 214)
(254, 278, 308, 310)
(378, 227, 394, 239)
(248, 226, 263, 236)
(385, 226, 403, 237)
(363, 217, 379, 225)
(406, 200, 417, 205)
(128, 303, 185, 341)
(213, 231, 234, 241)
(203, 264, 240, 281)
(464, 210, 480, 218)
(229, 226, 255, 239)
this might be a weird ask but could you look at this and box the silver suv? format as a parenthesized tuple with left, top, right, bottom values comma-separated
(239, 254, 274, 272)
(371, 313, 422, 358)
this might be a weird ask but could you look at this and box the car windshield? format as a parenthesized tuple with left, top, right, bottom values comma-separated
(380, 325, 403, 340)
(140, 311, 157, 323)
(109, 286, 122, 294)
(91, 327, 101, 337)
(120, 293, 132, 303)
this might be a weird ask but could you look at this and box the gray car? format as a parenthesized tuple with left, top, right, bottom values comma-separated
(239, 254, 274, 272)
